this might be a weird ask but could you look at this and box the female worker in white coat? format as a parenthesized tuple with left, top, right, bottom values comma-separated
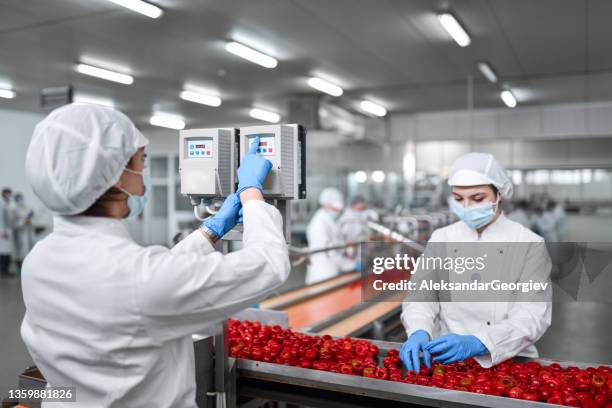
(20, 104, 290, 407)
(305, 188, 354, 285)
(400, 153, 552, 372)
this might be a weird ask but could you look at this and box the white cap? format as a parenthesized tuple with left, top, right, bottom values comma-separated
(448, 152, 513, 199)
(26, 104, 149, 215)
(319, 188, 344, 210)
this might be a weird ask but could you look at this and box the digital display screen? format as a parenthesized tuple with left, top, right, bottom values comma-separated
(248, 134, 275, 156)
(187, 138, 214, 158)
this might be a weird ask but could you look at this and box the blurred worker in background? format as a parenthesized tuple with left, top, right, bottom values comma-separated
(534, 201, 559, 242)
(306, 188, 354, 284)
(401, 152, 551, 372)
(507, 199, 531, 229)
(339, 195, 371, 243)
(10, 192, 35, 273)
(339, 196, 378, 268)
(20, 104, 290, 407)
(1, 187, 14, 278)
(551, 199, 566, 240)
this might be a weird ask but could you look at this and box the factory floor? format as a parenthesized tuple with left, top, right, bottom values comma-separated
(2, 271, 611, 399)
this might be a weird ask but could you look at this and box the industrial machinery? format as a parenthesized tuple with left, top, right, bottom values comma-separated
(238, 124, 306, 239)
(179, 127, 237, 220)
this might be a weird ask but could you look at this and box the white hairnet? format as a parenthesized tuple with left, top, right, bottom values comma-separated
(26, 103, 149, 215)
(319, 188, 344, 210)
(447, 152, 513, 199)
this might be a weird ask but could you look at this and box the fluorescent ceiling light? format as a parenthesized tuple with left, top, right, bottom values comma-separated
(307, 77, 343, 96)
(477, 61, 498, 83)
(500, 89, 517, 108)
(354, 171, 367, 183)
(225, 42, 278, 69)
(360, 100, 387, 117)
(437, 13, 471, 47)
(105, 0, 163, 18)
(180, 90, 222, 107)
(249, 108, 280, 123)
(372, 170, 386, 183)
(0, 88, 16, 99)
(73, 94, 114, 108)
(76, 63, 134, 85)
(150, 114, 185, 130)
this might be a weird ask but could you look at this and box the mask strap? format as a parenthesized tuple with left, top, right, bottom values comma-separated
(124, 167, 143, 176)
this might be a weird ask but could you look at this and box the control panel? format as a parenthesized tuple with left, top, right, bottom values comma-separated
(239, 124, 306, 200)
(179, 128, 236, 198)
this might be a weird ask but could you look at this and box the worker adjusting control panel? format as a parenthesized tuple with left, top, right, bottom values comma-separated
(239, 124, 307, 200)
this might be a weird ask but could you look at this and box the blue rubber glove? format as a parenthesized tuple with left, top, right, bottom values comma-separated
(400, 330, 431, 373)
(236, 136, 273, 194)
(202, 193, 242, 239)
(424, 333, 487, 365)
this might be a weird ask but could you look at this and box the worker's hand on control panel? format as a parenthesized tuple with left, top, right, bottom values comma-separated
(202, 193, 242, 240)
(236, 136, 272, 194)
(400, 329, 431, 373)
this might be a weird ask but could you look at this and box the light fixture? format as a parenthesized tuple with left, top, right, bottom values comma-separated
(105, 0, 163, 18)
(354, 171, 367, 183)
(477, 61, 498, 83)
(0, 88, 16, 99)
(149, 114, 185, 130)
(225, 41, 278, 68)
(437, 12, 471, 47)
(372, 170, 386, 183)
(73, 94, 114, 108)
(180, 90, 222, 107)
(360, 100, 387, 117)
(75, 63, 134, 85)
(249, 108, 280, 123)
(500, 89, 517, 108)
(307, 77, 343, 97)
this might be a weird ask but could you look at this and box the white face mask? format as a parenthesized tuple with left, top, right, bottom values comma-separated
(117, 168, 151, 219)
(451, 194, 500, 230)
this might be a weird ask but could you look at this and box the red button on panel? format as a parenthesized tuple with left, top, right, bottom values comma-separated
(206, 150, 211, 155)
(268, 148, 273, 153)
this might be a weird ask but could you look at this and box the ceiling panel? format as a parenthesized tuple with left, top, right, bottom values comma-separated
(0, 0, 611, 129)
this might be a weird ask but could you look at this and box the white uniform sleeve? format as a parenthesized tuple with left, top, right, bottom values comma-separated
(134, 200, 290, 343)
(400, 230, 442, 339)
(473, 239, 552, 367)
(170, 228, 216, 256)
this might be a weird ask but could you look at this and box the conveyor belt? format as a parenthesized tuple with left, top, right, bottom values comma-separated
(281, 280, 363, 329)
(259, 272, 360, 310)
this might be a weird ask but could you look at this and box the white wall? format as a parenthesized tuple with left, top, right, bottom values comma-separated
(0, 108, 44, 207)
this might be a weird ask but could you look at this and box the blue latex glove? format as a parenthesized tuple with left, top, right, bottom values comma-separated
(400, 330, 431, 373)
(236, 136, 273, 194)
(424, 333, 487, 365)
(202, 193, 242, 239)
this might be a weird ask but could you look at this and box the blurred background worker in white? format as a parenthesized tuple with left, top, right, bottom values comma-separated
(305, 188, 354, 284)
(339, 195, 373, 243)
(507, 199, 532, 229)
(20, 104, 290, 407)
(10, 192, 34, 273)
(534, 202, 559, 242)
(400, 153, 552, 372)
(0, 188, 14, 278)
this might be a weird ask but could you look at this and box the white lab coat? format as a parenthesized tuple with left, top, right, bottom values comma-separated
(401, 213, 552, 368)
(305, 208, 353, 285)
(11, 202, 34, 260)
(21, 200, 290, 407)
(0, 199, 14, 254)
